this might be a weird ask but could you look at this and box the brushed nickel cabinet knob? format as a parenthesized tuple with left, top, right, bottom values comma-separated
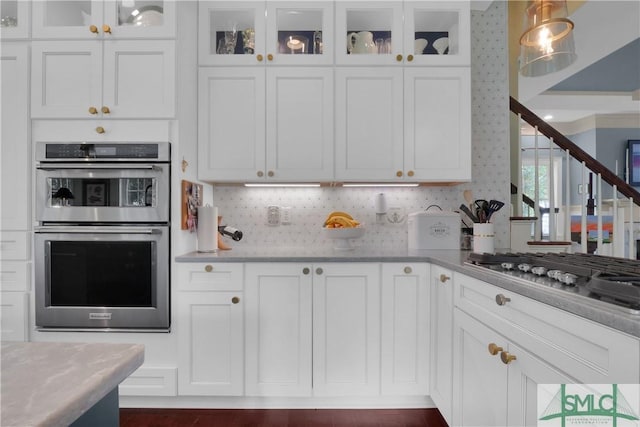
(495, 294, 511, 306)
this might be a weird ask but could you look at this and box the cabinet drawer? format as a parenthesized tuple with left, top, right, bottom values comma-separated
(176, 263, 243, 291)
(0, 231, 30, 260)
(32, 120, 171, 142)
(454, 273, 640, 383)
(0, 261, 30, 292)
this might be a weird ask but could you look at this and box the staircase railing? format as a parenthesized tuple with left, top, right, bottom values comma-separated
(510, 96, 639, 259)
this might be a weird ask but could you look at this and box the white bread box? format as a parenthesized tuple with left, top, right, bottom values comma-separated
(408, 211, 461, 250)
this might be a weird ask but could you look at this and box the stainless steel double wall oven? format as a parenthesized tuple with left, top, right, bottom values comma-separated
(34, 142, 171, 331)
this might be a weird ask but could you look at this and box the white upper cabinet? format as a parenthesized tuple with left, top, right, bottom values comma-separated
(335, 66, 470, 182)
(334, 67, 404, 181)
(198, 66, 334, 182)
(198, 1, 333, 66)
(1, 44, 30, 231)
(335, 1, 403, 65)
(335, 1, 470, 66)
(403, 1, 470, 66)
(32, 0, 176, 39)
(0, 1, 30, 39)
(31, 40, 176, 119)
(403, 66, 471, 181)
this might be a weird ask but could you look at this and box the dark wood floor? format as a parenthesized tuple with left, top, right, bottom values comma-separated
(120, 408, 448, 427)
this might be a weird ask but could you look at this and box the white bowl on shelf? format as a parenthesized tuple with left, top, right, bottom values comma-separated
(322, 226, 365, 250)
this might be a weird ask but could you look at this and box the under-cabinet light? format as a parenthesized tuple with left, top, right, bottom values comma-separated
(342, 183, 420, 187)
(243, 183, 321, 188)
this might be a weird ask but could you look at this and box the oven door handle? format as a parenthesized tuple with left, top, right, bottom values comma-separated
(35, 227, 162, 234)
(36, 163, 161, 171)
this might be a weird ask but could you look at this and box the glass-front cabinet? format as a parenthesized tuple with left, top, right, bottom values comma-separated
(198, 1, 333, 66)
(404, 1, 470, 66)
(335, 1, 470, 66)
(0, 0, 30, 39)
(335, 2, 403, 65)
(32, 0, 176, 39)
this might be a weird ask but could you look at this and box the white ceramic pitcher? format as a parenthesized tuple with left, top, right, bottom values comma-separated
(347, 31, 377, 54)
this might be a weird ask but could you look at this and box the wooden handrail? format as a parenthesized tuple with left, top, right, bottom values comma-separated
(510, 96, 640, 204)
(510, 183, 535, 210)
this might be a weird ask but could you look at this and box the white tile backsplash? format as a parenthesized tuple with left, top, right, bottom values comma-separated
(209, 2, 510, 251)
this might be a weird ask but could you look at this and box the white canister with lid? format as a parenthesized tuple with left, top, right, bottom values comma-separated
(408, 210, 461, 250)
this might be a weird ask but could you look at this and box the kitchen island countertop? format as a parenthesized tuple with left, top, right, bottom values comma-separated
(176, 247, 640, 338)
(1, 341, 144, 427)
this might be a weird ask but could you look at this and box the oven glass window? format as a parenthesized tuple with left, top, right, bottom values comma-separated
(47, 177, 156, 208)
(49, 241, 153, 307)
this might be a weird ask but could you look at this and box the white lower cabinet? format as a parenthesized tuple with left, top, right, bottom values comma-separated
(245, 262, 431, 399)
(245, 263, 313, 397)
(177, 263, 244, 396)
(380, 263, 430, 396)
(0, 291, 29, 341)
(453, 308, 574, 427)
(429, 266, 454, 424)
(452, 273, 640, 427)
(313, 263, 381, 396)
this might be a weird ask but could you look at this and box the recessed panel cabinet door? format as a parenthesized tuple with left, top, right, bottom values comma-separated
(177, 291, 243, 396)
(429, 266, 454, 425)
(102, 40, 176, 118)
(266, 67, 334, 181)
(198, 67, 266, 182)
(1, 44, 29, 231)
(380, 263, 429, 396)
(335, 67, 403, 181)
(453, 309, 508, 427)
(245, 263, 312, 397)
(404, 67, 471, 182)
(313, 263, 381, 396)
(506, 342, 574, 427)
(31, 41, 103, 118)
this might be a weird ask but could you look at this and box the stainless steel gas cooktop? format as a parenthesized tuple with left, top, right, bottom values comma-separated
(466, 252, 640, 315)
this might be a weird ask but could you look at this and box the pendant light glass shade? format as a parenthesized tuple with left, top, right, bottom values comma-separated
(519, 0, 577, 77)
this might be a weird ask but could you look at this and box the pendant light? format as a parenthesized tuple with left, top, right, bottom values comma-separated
(519, 0, 577, 77)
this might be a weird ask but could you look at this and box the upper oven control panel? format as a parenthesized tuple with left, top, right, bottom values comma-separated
(36, 142, 170, 163)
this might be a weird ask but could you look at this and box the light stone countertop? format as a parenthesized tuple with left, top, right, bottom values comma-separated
(176, 247, 640, 338)
(1, 341, 144, 427)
